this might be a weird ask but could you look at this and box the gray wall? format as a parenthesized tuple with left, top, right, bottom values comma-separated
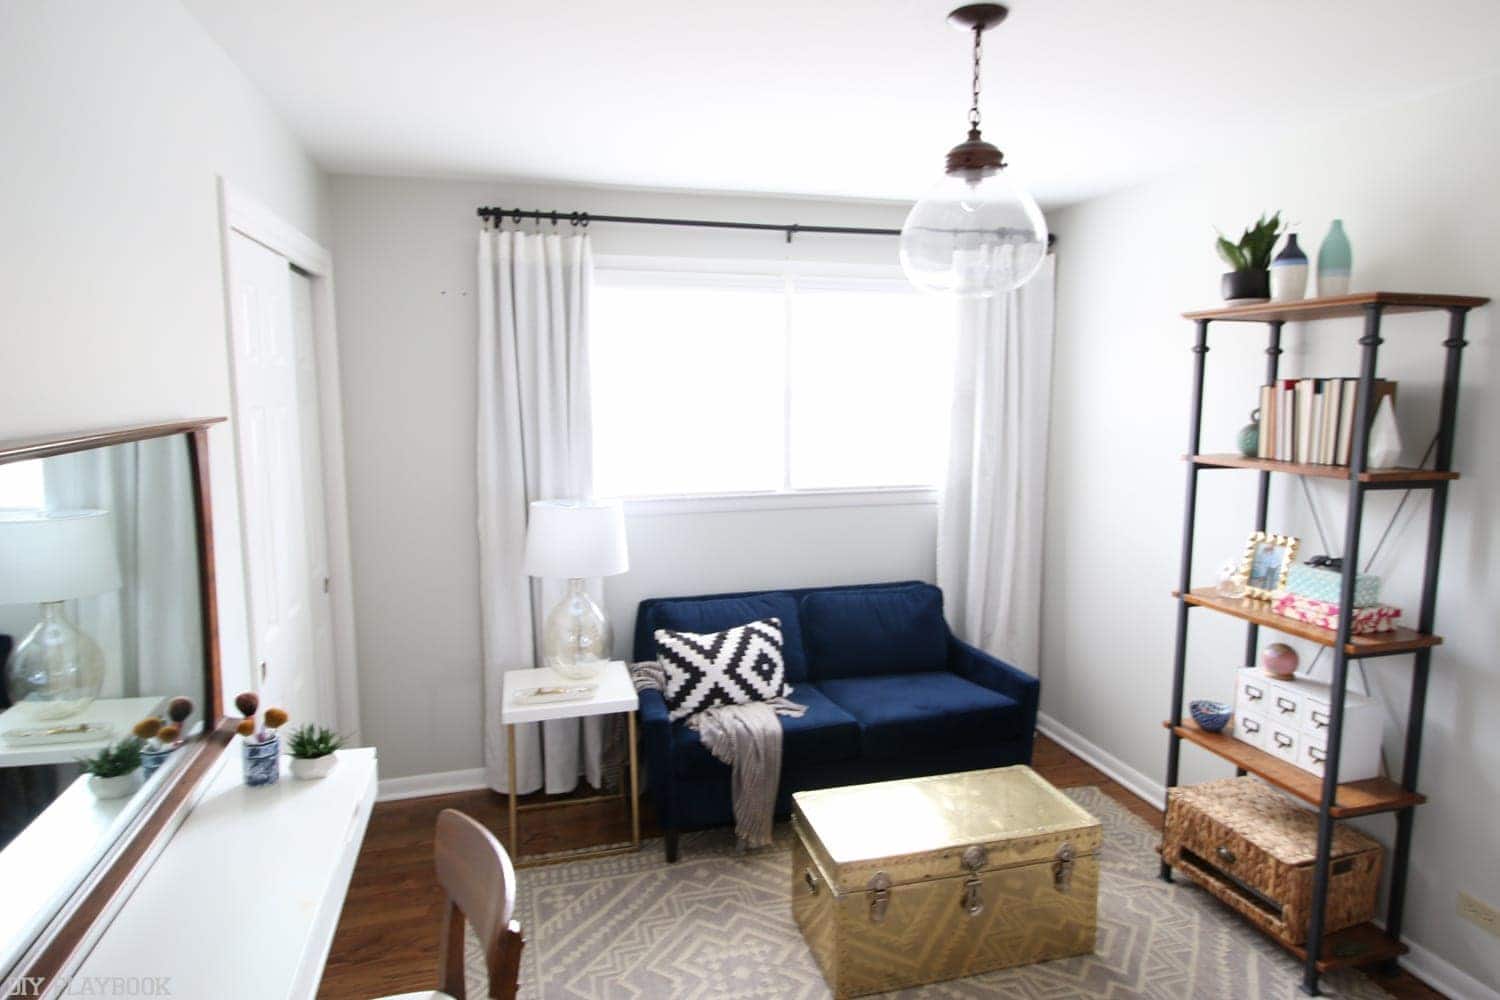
(327, 175, 938, 781)
(1045, 73, 1500, 993)
(0, 0, 329, 702)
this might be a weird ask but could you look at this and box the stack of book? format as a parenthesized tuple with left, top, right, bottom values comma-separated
(1256, 378, 1396, 465)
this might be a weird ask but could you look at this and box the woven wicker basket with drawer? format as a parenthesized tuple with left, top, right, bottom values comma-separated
(1161, 777, 1382, 946)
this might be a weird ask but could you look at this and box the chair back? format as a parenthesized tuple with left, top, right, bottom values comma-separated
(434, 808, 524, 999)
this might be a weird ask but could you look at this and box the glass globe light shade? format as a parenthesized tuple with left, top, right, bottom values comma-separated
(900, 166, 1048, 297)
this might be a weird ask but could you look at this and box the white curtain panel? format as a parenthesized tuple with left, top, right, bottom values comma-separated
(44, 438, 203, 697)
(477, 229, 604, 795)
(938, 255, 1057, 673)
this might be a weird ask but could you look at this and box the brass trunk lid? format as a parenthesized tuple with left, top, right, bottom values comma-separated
(792, 765, 1101, 894)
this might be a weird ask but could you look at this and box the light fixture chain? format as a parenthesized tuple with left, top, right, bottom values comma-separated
(968, 26, 983, 131)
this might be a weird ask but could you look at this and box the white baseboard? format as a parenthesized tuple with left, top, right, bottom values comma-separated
(1036, 711, 1166, 809)
(377, 767, 488, 802)
(1037, 711, 1498, 999)
(1393, 934, 1499, 1000)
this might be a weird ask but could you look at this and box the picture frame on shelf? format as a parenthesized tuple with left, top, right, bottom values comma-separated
(1238, 531, 1299, 600)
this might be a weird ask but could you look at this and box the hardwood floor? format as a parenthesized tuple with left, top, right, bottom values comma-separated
(318, 735, 1442, 999)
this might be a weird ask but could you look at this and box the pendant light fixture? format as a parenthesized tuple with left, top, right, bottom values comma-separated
(900, 4, 1047, 298)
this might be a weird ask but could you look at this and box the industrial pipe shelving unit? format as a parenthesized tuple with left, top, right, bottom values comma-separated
(1158, 291, 1487, 996)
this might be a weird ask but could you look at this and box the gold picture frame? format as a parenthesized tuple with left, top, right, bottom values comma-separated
(1238, 531, 1299, 600)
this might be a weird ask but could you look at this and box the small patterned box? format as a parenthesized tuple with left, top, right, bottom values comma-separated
(1290, 563, 1380, 611)
(1285, 564, 1381, 608)
(1272, 593, 1400, 635)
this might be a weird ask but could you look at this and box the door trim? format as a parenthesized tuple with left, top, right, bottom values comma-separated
(217, 178, 362, 742)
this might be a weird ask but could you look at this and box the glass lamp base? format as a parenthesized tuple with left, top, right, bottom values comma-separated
(5, 602, 106, 720)
(542, 579, 612, 680)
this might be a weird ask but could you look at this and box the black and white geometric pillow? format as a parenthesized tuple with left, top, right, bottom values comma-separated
(654, 617, 787, 723)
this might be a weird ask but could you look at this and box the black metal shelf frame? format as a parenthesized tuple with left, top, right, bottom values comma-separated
(1159, 302, 1474, 995)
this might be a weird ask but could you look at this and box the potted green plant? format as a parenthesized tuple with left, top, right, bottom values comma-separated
(1216, 212, 1284, 303)
(286, 724, 346, 780)
(79, 738, 143, 799)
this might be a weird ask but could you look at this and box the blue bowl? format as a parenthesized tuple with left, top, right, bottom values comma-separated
(1190, 699, 1233, 733)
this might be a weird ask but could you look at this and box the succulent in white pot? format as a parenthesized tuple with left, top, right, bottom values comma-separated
(287, 724, 346, 780)
(79, 738, 143, 799)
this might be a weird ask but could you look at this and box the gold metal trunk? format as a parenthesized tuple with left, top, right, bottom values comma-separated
(791, 766, 1101, 998)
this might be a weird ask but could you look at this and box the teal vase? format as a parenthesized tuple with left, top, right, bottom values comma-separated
(1317, 220, 1352, 297)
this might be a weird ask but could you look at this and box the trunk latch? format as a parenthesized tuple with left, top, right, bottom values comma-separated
(1053, 842, 1075, 892)
(868, 871, 891, 923)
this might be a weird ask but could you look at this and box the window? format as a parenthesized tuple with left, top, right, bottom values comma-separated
(590, 263, 957, 499)
(0, 459, 45, 508)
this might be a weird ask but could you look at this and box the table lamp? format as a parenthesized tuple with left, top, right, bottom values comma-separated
(0, 508, 122, 719)
(523, 499, 629, 680)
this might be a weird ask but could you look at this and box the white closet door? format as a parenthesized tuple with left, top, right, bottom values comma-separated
(225, 231, 328, 728)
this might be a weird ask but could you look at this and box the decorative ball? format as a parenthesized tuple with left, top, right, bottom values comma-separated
(1237, 409, 1261, 458)
(1190, 699, 1233, 733)
(1261, 642, 1299, 679)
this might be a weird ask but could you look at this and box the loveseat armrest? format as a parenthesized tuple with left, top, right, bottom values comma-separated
(947, 635, 1039, 733)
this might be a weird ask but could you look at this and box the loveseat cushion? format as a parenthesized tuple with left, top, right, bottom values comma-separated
(800, 583, 947, 680)
(818, 672, 1025, 760)
(669, 682, 860, 779)
(648, 592, 808, 682)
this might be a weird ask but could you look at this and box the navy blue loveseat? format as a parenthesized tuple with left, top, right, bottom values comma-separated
(633, 581, 1039, 860)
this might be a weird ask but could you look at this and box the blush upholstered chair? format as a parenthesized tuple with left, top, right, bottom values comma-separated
(376, 809, 524, 1000)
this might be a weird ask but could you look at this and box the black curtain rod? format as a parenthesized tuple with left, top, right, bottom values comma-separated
(477, 205, 898, 243)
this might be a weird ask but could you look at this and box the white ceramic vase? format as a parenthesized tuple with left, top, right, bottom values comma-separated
(89, 772, 139, 799)
(290, 754, 339, 780)
(1366, 395, 1403, 468)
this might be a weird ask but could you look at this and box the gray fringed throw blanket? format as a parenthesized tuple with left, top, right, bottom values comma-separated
(630, 661, 806, 848)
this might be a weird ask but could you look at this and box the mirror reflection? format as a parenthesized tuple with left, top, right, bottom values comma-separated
(0, 433, 208, 970)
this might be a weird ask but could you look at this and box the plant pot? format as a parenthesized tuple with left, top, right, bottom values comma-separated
(290, 753, 339, 780)
(1221, 269, 1270, 304)
(242, 733, 281, 787)
(89, 772, 139, 800)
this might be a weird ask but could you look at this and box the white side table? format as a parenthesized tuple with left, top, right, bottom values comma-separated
(500, 661, 640, 865)
(0, 695, 167, 768)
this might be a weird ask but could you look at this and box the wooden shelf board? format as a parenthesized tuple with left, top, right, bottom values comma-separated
(1178, 588, 1441, 657)
(1166, 720, 1427, 818)
(1190, 453, 1459, 484)
(1290, 922, 1408, 972)
(1183, 291, 1489, 323)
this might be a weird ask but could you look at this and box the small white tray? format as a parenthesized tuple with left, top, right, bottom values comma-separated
(0, 720, 113, 746)
(512, 683, 599, 705)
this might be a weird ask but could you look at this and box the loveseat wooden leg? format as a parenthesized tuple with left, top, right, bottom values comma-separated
(664, 829, 679, 863)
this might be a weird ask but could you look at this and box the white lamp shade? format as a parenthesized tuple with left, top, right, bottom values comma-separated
(0, 508, 123, 605)
(523, 499, 629, 579)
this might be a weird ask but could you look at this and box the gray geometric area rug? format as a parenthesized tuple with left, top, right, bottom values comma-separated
(467, 786, 1392, 999)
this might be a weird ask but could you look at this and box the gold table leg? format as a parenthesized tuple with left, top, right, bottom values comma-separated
(506, 709, 644, 868)
(628, 710, 640, 848)
(507, 723, 519, 857)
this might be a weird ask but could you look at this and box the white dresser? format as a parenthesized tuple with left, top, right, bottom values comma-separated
(1231, 668, 1384, 782)
(74, 743, 377, 999)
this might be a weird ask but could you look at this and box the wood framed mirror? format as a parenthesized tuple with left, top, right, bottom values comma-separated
(0, 419, 231, 990)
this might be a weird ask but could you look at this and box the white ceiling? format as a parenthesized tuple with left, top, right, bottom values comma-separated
(183, 0, 1500, 207)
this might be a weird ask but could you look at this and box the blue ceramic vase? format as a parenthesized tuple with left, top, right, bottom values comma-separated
(1317, 220, 1352, 296)
(1270, 233, 1308, 301)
